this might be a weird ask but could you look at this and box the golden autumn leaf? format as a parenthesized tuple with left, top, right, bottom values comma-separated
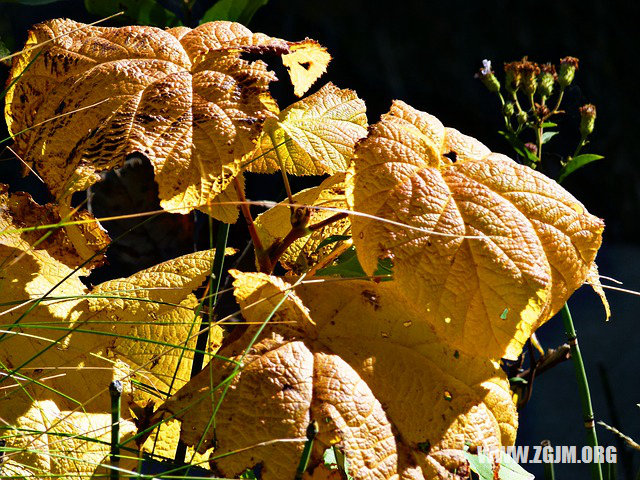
(586, 263, 611, 320)
(0, 398, 137, 479)
(247, 83, 367, 175)
(282, 40, 332, 97)
(160, 272, 516, 480)
(0, 192, 229, 475)
(0, 184, 110, 270)
(255, 173, 351, 273)
(347, 101, 604, 360)
(5, 20, 329, 218)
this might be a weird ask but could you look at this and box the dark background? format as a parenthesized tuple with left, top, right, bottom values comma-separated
(1, 1, 639, 478)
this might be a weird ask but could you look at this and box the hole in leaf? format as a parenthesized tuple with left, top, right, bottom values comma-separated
(443, 151, 457, 163)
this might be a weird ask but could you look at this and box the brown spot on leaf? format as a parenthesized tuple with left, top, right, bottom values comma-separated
(361, 289, 381, 310)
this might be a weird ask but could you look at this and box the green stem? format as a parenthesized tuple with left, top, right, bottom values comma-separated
(573, 135, 588, 158)
(497, 92, 513, 132)
(548, 88, 565, 118)
(541, 440, 555, 480)
(511, 90, 523, 114)
(295, 421, 318, 480)
(561, 303, 603, 480)
(109, 380, 122, 480)
(174, 220, 230, 465)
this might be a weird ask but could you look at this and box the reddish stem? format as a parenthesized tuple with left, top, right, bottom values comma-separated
(232, 177, 270, 272)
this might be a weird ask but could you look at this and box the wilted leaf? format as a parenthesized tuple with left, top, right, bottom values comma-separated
(255, 173, 351, 273)
(0, 194, 229, 475)
(282, 40, 331, 97)
(161, 273, 516, 480)
(586, 263, 610, 321)
(347, 101, 604, 360)
(247, 83, 367, 175)
(5, 20, 327, 218)
(1, 184, 110, 270)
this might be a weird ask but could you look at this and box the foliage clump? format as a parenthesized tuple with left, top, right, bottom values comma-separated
(0, 18, 606, 480)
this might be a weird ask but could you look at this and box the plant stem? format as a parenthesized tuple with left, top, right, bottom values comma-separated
(265, 212, 349, 273)
(548, 88, 565, 118)
(496, 92, 514, 132)
(270, 130, 295, 205)
(541, 440, 556, 480)
(108, 380, 122, 480)
(536, 126, 543, 163)
(232, 176, 269, 271)
(561, 303, 603, 480)
(511, 90, 524, 114)
(295, 421, 318, 480)
(174, 221, 230, 465)
(573, 135, 588, 158)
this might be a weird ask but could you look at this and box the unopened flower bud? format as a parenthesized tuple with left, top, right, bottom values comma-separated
(516, 110, 528, 125)
(520, 59, 540, 96)
(503, 101, 515, 117)
(579, 104, 596, 137)
(538, 63, 556, 97)
(558, 56, 579, 88)
(475, 59, 501, 93)
(504, 62, 521, 94)
(524, 142, 538, 155)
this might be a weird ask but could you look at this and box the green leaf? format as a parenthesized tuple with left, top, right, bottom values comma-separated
(316, 246, 392, 280)
(239, 467, 258, 479)
(541, 122, 557, 128)
(509, 377, 528, 385)
(84, 0, 182, 27)
(541, 130, 559, 144)
(0, 38, 10, 63)
(498, 130, 538, 165)
(332, 446, 354, 480)
(465, 451, 534, 480)
(323, 446, 338, 466)
(315, 234, 351, 251)
(557, 153, 605, 183)
(200, 0, 269, 25)
(322, 446, 354, 480)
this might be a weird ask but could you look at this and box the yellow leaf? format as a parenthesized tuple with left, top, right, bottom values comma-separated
(0, 194, 229, 475)
(255, 173, 351, 273)
(0, 398, 137, 480)
(4, 20, 308, 217)
(347, 101, 604, 360)
(586, 263, 611, 321)
(282, 40, 332, 97)
(229, 269, 314, 328)
(1, 184, 110, 271)
(247, 83, 367, 175)
(161, 274, 516, 480)
(201, 174, 243, 224)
